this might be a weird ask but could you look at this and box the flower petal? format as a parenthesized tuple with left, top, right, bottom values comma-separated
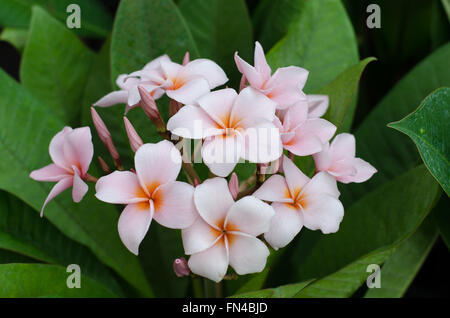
(264, 202, 303, 250)
(188, 239, 229, 283)
(182, 217, 221, 255)
(167, 105, 223, 139)
(338, 158, 377, 183)
(302, 193, 344, 234)
(284, 131, 323, 156)
(266, 66, 308, 108)
(225, 196, 274, 236)
(330, 133, 356, 160)
(134, 141, 182, 194)
(197, 88, 237, 128)
(40, 177, 73, 217)
(283, 101, 308, 131)
(254, 41, 271, 82)
(253, 174, 293, 203)
(228, 233, 270, 275)
(204, 161, 238, 178)
(307, 94, 329, 118)
(312, 142, 332, 171)
(49, 126, 73, 171)
(297, 118, 336, 144)
(118, 202, 153, 255)
(95, 171, 147, 204)
(30, 163, 70, 182)
(152, 181, 197, 229)
(302, 171, 340, 198)
(231, 87, 276, 125)
(72, 169, 88, 203)
(194, 177, 234, 229)
(241, 121, 282, 163)
(166, 77, 210, 105)
(181, 59, 228, 88)
(234, 52, 264, 88)
(202, 133, 243, 176)
(282, 156, 310, 198)
(93, 90, 128, 107)
(63, 127, 94, 175)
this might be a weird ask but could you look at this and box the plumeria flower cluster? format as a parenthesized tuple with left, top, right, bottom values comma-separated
(30, 42, 376, 283)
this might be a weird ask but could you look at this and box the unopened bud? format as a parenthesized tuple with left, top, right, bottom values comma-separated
(97, 156, 111, 174)
(228, 173, 239, 200)
(123, 116, 143, 152)
(169, 99, 182, 117)
(182, 51, 190, 66)
(193, 178, 200, 187)
(138, 86, 166, 133)
(173, 258, 190, 278)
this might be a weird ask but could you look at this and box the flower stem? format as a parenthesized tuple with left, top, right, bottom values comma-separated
(192, 276, 203, 298)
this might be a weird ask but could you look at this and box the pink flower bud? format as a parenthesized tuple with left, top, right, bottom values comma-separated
(97, 156, 110, 174)
(193, 178, 200, 187)
(182, 51, 190, 66)
(123, 116, 143, 152)
(169, 99, 182, 117)
(138, 86, 166, 133)
(90, 107, 111, 143)
(228, 172, 239, 200)
(173, 258, 190, 277)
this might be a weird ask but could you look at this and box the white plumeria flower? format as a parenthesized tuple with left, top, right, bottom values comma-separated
(132, 57, 228, 105)
(95, 140, 197, 255)
(182, 178, 275, 282)
(94, 55, 169, 112)
(167, 87, 282, 177)
(253, 156, 344, 250)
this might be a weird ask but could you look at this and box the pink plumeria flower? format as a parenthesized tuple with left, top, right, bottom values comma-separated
(133, 57, 228, 105)
(182, 178, 274, 282)
(313, 133, 377, 183)
(95, 140, 197, 255)
(274, 100, 336, 156)
(30, 127, 93, 216)
(253, 156, 344, 250)
(235, 41, 308, 109)
(167, 87, 282, 177)
(94, 55, 169, 112)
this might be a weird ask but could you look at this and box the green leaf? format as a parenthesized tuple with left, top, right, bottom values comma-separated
(0, 248, 37, 264)
(266, 0, 359, 93)
(273, 165, 439, 286)
(178, 0, 253, 85)
(0, 263, 116, 297)
(343, 43, 450, 204)
(20, 7, 94, 125)
(364, 217, 438, 298)
(0, 68, 152, 296)
(321, 57, 376, 132)
(388, 88, 450, 196)
(231, 279, 314, 298)
(443, 0, 450, 21)
(0, 0, 112, 37)
(434, 195, 450, 250)
(111, 0, 199, 81)
(0, 28, 28, 52)
(0, 191, 124, 296)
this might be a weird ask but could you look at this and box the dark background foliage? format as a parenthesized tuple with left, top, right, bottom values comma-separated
(0, 0, 448, 297)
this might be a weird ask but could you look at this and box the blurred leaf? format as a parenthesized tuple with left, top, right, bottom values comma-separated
(232, 268, 270, 296)
(231, 279, 314, 298)
(364, 217, 438, 298)
(0, 68, 152, 296)
(343, 43, 450, 204)
(388, 88, 450, 196)
(0, 248, 36, 264)
(271, 165, 439, 286)
(434, 195, 450, 250)
(443, 0, 450, 21)
(0, 263, 116, 297)
(321, 57, 376, 131)
(178, 0, 253, 85)
(266, 0, 359, 92)
(111, 0, 199, 81)
(0, 0, 112, 37)
(20, 7, 94, 125)
(0, 191, 124, 296)
(0, 28, 27, 53)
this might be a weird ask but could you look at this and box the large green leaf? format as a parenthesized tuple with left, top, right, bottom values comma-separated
(388, 87, 450, 195)
(270, 165, 439, 285)
(111, 0, 199, 81)
(178, 0, 253, 86)
(343, 43, 450, 204)
(443, 0, 450, 21)
(321, 57, 376, 132)
(20, 7, 93, 125)
(0, 28, 28, 53)
(0, 68, 152, 296)
(231, 279, 314, 298)
(0, 191, 123, 296)
(434, 195, 450, 250)
(266, 0, 359, 93)
(0, 263, 116, 297)
(0, 0, 112, 37)
(0, 248, 36, 264)
(364, 217, 438, 298)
